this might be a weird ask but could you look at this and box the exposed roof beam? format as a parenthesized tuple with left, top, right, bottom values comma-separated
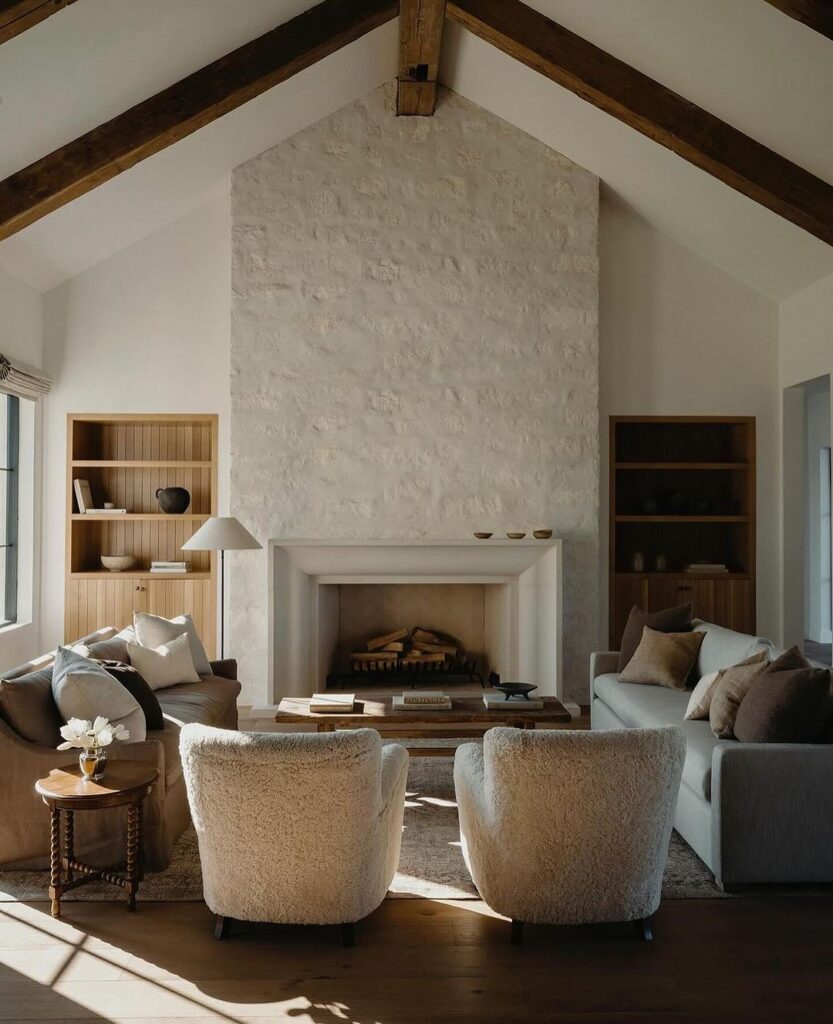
(0, 0, 78, 45)
(0, 0, 397, 240)
(397, 0, 446, 115)
(763, 1, 833, 41)
(447, 0, 833, 247)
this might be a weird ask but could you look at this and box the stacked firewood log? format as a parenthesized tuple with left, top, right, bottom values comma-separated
(349, 626, 462, 671)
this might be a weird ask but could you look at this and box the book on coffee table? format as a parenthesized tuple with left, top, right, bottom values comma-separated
(392, 692, 452, 711)
(483, 694, 545, 710)
(310, 693, 355, 713)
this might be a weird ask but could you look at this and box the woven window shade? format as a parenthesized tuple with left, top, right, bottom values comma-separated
(0, 354, 51, 399)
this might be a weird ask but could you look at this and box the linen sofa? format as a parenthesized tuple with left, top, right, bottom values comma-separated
(0, 626, 241, 870)
(180, 725, 408, 941)
(591, 620, 833, 886)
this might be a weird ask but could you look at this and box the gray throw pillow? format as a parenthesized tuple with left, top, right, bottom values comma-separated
(0, 668, 63, 746)
(51, 646, 146, 743)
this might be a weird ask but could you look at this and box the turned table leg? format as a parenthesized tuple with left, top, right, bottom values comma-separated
(63, 809, 74, 882)
(49, 807, 62, 918)
(126, 800, 140, 911)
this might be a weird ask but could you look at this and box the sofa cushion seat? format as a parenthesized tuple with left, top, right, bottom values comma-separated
(154, 676, 242, 786)
(593, 673, 732, 800)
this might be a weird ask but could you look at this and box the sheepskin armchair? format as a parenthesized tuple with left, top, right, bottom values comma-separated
(180, 724, 408, 937)
(454, 726, 685, 940)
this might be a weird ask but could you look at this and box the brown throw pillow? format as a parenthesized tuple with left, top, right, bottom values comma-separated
(0, 668, 63, 746)
(734, 648, 831, 744)
(619, 627, 705, 690)
(617, 603, 693, 672)
(709, 650, 768, 739)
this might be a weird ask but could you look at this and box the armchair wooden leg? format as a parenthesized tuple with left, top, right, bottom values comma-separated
(634, 916, 653, 942)
(341, 922, 356, 947)
(214, 915, 231, 940)
(510, 920, 524, 945)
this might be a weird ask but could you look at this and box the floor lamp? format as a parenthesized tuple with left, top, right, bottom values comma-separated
(182, 517, 261, 658)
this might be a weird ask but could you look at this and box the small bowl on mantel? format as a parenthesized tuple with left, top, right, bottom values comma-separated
(101, 555, 134, 573)
(533, 529, 553, 539)
(506, 532, 526, 540)
(473, 532, 493, 539)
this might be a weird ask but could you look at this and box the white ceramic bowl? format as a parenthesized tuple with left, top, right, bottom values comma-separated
(101, 555, 134, 572)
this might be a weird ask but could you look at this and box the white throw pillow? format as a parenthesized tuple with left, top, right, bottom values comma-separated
(133, 611, 211, 676)
(684, 670, 721, 721)
(51, 646, 146, 742)
(128, 632, 200, 691)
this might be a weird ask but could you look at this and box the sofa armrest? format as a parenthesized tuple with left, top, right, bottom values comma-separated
(209, 658, 238, 680)
(590, 650, 619, 686)
(711, 743, 833, 885)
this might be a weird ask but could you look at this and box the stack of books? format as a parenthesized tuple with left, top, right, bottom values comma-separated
(310, 692, 355, 713)
(392, 690, 452, 711)
(483, 693, 544, 710)
(150, 560, 189, 574)
(684, 562, 728, 574)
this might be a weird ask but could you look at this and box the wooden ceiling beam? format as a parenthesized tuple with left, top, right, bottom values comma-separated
(397, 0, 447, 115)
(0, 0, 79, 45)
(762, 1, 833, 42)
(447, 0, 833, 247)
(0, 0, 397, 240)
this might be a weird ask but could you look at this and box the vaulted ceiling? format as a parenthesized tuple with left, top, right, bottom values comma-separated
(0, 0, 831, 297)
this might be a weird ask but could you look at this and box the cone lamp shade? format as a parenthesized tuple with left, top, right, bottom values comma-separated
(182, 517, 261, 657)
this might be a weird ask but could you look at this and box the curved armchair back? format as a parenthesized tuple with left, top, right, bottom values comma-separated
(459, 725, 685, 924)
(180, 725, 399, 924)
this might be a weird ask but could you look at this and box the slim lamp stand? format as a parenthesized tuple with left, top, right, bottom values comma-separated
(219, 548, 225, 660)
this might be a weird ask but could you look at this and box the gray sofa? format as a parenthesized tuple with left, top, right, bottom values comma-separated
(0, 626, 241, 871)
(591, 620, 833, 886)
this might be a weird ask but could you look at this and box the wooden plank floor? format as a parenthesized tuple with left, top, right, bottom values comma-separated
(2, 895, 832, 1022)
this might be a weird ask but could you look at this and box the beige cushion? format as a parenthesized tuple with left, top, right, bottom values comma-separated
(708, 650, 769, 739)
(51, 646, 146, 743)
(619, 627, 705, 690)
(133, 611, 211, 676)
(684, 670, 721, 721)
(128, 632, 200, 691)
(0, 668, 63, 746)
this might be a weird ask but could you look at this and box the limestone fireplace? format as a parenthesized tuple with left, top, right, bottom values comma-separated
(269, 540, 562, 701)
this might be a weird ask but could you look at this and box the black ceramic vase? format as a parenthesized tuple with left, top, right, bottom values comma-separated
(156, 486, 191, 514)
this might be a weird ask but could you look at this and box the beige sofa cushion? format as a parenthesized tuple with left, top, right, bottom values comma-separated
(0, 668, 63, 747)
(155, 675, 242, 786)
(709, 650, 769, 739)
(619, 628, 705, 690)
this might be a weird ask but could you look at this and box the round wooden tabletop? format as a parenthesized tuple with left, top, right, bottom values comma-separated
(35, 760, 159, 809)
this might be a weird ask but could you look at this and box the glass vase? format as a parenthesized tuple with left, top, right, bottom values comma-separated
(79, 747, 107, 781)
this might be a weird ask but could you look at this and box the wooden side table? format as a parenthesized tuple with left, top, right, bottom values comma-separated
(35, 760, 159, 918)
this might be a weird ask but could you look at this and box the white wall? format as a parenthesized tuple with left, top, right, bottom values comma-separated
(803, 378, 832, 643)
(39, 194, 231, 650)
(599, 196, 781, 642)
(0, 269, 43, 667)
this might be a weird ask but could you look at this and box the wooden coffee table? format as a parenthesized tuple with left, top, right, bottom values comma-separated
(35, 761, 159, 918)
(275, 696, 571, 756)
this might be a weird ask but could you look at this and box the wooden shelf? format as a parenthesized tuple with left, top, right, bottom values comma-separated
(615, 572, 750, 581)
(70, 572, 211, 580)
(615, 462, 748, 470)
(72, 460, 212, 468)
(71, 513, 210, 521)
(615, 515, 749, 523)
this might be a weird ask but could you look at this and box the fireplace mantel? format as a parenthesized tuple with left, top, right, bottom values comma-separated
(268, 539, 563, 703)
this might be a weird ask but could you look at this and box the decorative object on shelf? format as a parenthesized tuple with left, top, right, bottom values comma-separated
(156, 486, 191, 514)
(631, 551, 646, 572)
(654, 553, 668, 572)
(150, 560, 189, 574)
(664, 489, 689, 515)
(493, 682, 538, 701)
(182, 516, 261, 658)
(57, 716, 131, 781)
(532, 529, 553, 539)
(641, 497, 659, 515)
(103, 502, 116, 510)
(73, 479, 93, 514)
(505, 532, 526, 539)
(473, 532, 493, 539)
(100, 555, 134, 572)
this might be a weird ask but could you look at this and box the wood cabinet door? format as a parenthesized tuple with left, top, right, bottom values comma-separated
(65, 578, 147, 642)
(146, 578, 216, 658)
(648, 577, 752, 633)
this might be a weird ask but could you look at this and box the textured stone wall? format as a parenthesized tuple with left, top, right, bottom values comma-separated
(230, 83, 599, 705)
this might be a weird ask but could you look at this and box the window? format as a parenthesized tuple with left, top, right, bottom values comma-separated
(0, 395, 19, 626)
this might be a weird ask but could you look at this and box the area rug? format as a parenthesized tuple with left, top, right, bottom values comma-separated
(0, 753, 724, 903)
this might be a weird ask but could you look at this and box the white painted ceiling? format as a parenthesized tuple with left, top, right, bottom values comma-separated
(0, 0, 831, 298)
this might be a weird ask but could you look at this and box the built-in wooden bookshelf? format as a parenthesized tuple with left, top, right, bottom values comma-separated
(65, 414, 218, 654)
(609, 416, 756, 647)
